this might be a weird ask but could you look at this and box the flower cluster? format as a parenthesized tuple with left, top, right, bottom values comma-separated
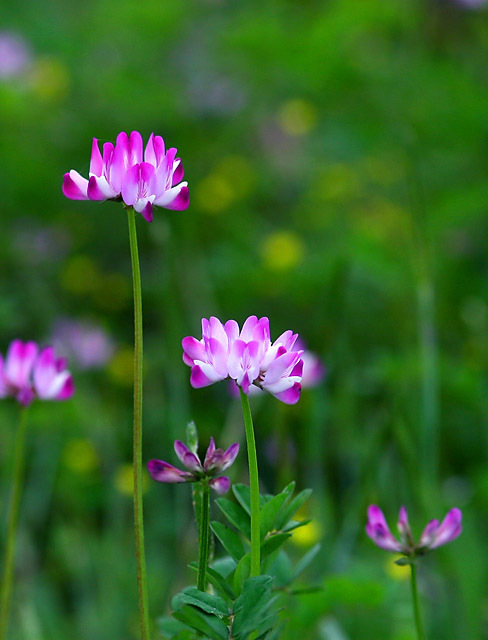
(148, 437, 239, 495)
(63, 131, 189, 222)
(366, 505, 462, 556)
(0, 339, 74, 406)
(182, 316, 304, 404)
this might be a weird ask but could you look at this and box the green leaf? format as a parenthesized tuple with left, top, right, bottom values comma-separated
(232, 484, 267, 515)
(157, 615, 193, 638)
(176, 587, 229, 616)
(216, 497, 251, 539)
(189, 562, 236, 602)
(260, 492, 289, 539)
(261, 533, 292, 560)
(233, 553, 251, 595)
(263, 550, 293, 588)
(292, 543, 321, 580)
(283, 518, 312, 533)
(211, 521, 246, 563)
(232, 576, 275, 639)
(274, 488, 312, 531)
(394, 557, 412, 566)
(172, 605, 229, 640)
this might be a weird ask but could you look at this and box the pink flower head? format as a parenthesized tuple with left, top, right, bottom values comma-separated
(63, 131, 189, 221)
(182, 316, 304, 404)
(148, 437, 239, 495)
(366, 505, 462, 557)
(0, 340, 74, 406)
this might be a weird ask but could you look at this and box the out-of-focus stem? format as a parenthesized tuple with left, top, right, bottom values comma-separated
(0, 408, 28, 640)
(410, 562, 426, 640)
(127, 207, 150, 640)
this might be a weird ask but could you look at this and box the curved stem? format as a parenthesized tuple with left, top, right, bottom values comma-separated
(197, 481, 210, 592)
(0, 408, 28, 640)
(410, 562, 426, 640)
(239, 390, 260, 577)
(127, 208, 150, 640)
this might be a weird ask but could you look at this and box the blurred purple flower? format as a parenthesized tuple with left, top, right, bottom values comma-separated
(148, 437, 239, 495)
(0, 339, 74, 406)
(63, 131, 189, 221)
(51, 319, 115, 370)
(366, 505, 462, 556)
(0, 32, 31, 79)
(450, 0, 487, 8)
(182, 316, 304, 404)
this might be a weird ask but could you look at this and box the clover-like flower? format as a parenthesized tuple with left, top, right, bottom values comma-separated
(0, 339, 74, 406)
(147, 437, 239, 495)
(182, 316, 304, 404)
(62, 131, 189, 221)
(366, 505, 462, 556)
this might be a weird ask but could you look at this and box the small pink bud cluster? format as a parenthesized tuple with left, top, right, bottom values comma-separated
(148, 438, 239, 495)
(63, 131, 189, 222)
(0, 339, 74, 406)
(366, 505, 462, 556)
(182, 316, 304, 404)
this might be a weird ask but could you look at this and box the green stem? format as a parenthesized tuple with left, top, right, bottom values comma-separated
(197, 481, 210, 592)
(0, 408, 28, 640)
(239, 390, 260, 577)
(127, 208, 150, 640)
(410, 562, 426, 640)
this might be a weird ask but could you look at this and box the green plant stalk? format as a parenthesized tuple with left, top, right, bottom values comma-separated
(196, 481, 210, 592)
(239, 389, 260, 577)
(127, 208, 150, 640)
(410, 562, 426, 640)
(0, 408, 28, 640)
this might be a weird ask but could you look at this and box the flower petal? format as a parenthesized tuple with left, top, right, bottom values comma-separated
(430, 508, 462, 549)
(63, 171, 89, 200)
(209, 476, 230, 495)
(366, 505, 403, 552)
(147, 460, 191, 483)
(5, 340, 38, 389)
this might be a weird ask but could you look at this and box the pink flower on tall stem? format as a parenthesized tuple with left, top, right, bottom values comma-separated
(0, 340, 74, 406)
(366, 505, 462, 556)
(148, 437, 239, 495)
(182, 316, 304, 404)
(62, 131, 189, 221)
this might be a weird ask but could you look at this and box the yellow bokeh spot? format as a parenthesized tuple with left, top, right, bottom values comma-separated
(261, 231, 305, 271)
(195, 174, 235, 214)
(278, 99, 318, 136)
(115, 463, 149, 497)
(30, 57, 69, 102)
(317, 163, 361, 202)
(61, 255, 100, 295)
(63, 438, 99, 474)
(385, 556, 410, 582)
(108, 347, 134, 387)
(291, 519, 322, 548)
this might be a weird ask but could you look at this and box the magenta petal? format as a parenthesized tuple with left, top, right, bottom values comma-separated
(430, 508, 462, 549)
(139, 201, 153, 222)
(172, 159, 184, 185)
(273, 382, 302, 404)
(62, 172, 89, 200)
(366, 505, 403, 552)
(163, 185, 189, 211)
(121, 164, 140, 206)
(89, 138, 103, 175)
(190, 365, 214, 388)
(182, 337, 206, 365)
(87, 176, 109, 201)
(174, 440, 191, 463)
(129, 131, 143, 165)
(17, 387, 35, 406)
(222, 443, 239, 470)
(183, 451, 202, 472)
(419, 519, 439, 548)
(210, 476, 230, 495)
(57, 375, 74, 400)
(147, 460, 190, 483)
(5, 340, 38, 388)
(204, 437, 216, 468)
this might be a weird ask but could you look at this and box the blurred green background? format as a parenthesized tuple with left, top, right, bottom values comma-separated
(1, 0, 488, 637)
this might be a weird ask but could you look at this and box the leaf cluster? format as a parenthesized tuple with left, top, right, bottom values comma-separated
(158, 482, 320, 639)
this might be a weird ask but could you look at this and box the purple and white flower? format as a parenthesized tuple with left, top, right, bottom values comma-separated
(182, 316, 304, 404)
(63, 131, 189, 221)
(148, 437, 239, 495)
(0, 339, 74, 406)
(366, 505, 462, 556)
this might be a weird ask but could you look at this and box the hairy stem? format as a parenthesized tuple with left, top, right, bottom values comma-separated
(196, 481, 210, 592)
(239, 390, 260, 577)
(127, 207, 150, 640)
(0, 408, 28, 640)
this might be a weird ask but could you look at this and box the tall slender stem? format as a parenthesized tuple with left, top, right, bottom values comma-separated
(196, 481, 210, 591)
(239, 390, 260, 577)
(127, 208, 150, 640)
(410, 562, 426, 640)
(0, 408, 28, 640)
